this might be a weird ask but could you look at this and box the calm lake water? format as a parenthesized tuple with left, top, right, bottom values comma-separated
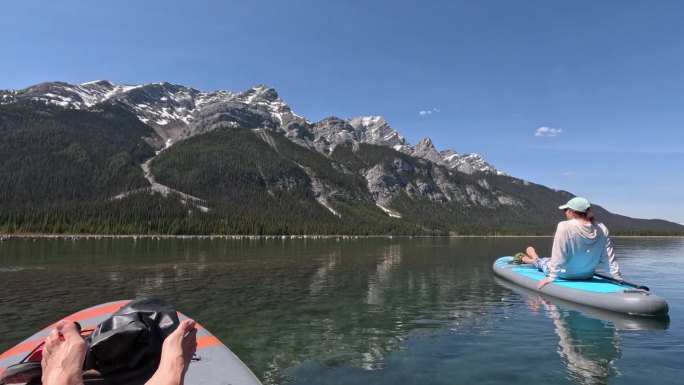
(1, 236, 682, 384)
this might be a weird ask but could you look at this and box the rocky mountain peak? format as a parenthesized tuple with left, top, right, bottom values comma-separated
(238, 85, 280, 104)
(355, 116, 386, 127)
(82, 79, 115, 87)
(412, 138, 445, 165)
(316, 116, 349, 127)
(443, 152, 504, 176)
(347, 116, 408, 149)
(415, 138, 435, 149)
(0, 79, 503, 174)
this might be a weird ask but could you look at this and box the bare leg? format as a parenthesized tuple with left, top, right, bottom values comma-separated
(41, 320, 86, 385)
(145, 319, 197, 385)
(521, 246, 540, 264)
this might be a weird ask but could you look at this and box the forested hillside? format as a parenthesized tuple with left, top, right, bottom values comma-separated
(0, 102, 154, 206)
(1, 102, 682, 236)
(148, 127, 424, 235)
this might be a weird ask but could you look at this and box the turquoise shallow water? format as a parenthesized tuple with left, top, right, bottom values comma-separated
(0, 236, 682, 384)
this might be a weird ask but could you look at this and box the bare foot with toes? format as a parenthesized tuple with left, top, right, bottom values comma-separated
(521, 246, 541, 264)
(41, 320, 87, 385)
(145, 319, 197, 385)
(41, 317, 196, 385)
(526, 246, 540, 259)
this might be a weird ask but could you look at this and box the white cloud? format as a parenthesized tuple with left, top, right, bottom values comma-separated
(535, 126, 563, 137)
(419, 108, 440, 116)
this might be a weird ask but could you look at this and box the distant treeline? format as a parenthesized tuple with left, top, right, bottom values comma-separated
(1, 102, 682, 236)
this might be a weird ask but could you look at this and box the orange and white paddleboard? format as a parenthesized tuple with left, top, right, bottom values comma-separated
(0, 300, 262, 385)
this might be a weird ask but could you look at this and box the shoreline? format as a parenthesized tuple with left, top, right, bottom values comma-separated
(1, 233, 682, 241)
(0, 233, 550, 240)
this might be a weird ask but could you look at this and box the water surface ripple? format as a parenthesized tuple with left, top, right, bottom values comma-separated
(1, 237, 681, 384)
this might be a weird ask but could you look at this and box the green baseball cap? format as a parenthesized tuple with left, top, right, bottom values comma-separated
(559, 197, 591, 213)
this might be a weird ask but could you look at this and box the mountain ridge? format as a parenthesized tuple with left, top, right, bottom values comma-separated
(1, 80, 500, 176)
(1, 80, 682, 235)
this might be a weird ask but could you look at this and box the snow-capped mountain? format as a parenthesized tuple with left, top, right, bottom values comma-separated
(347, 116, 410, 150)
(5, 80, 683, 234)
(1, 80, 501, 174)
(312, 117, 502, 175)
(413, 138, 502, 175)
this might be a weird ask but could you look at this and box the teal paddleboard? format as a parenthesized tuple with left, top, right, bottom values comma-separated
(492, 256, 668, 316)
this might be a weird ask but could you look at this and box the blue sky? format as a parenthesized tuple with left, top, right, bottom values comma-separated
(2, 1, 683, 224)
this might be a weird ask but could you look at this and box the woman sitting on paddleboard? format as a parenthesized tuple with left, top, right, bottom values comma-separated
(518, 196, 622, 289)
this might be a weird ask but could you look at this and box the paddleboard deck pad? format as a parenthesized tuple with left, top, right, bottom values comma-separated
(0, 300, 262, 385)
(493, 256, 669, 316)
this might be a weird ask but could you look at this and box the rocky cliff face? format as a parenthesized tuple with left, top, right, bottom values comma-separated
(1, 80, 502, 172)
(412, 139, 502, 175)
(186, 85, 312, 148)
(411, 138, 445, 165)
(311, 117, 357, 154)
(361, 152, 506, 212)
(2, 80, 512, 219)
(347, 116, 410, 150)
(4, 81, 683, 234)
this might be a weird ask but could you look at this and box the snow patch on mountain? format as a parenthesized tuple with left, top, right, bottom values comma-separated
(2, 80, 502, 175)
(348, 116, 409, 148)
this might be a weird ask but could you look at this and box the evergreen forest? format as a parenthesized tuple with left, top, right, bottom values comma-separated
(1, 102, 682, 236)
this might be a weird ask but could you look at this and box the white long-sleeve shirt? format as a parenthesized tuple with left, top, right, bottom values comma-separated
(547, 219, 622, 281)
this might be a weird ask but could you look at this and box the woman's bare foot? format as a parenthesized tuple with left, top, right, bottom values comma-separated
(526, 246, 540, 259)
(145, 319, 197, 385)
(41, 320, 87, 385)
(521, 246, 540, 264)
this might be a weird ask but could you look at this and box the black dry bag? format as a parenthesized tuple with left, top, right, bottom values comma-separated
(82, 298, 180, 384)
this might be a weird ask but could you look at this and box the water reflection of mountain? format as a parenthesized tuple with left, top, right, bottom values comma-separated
(3, 237, 681, 385)
(138, 238, 513, 384)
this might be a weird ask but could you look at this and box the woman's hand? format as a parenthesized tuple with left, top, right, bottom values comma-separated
(538, 277, 554, 289)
